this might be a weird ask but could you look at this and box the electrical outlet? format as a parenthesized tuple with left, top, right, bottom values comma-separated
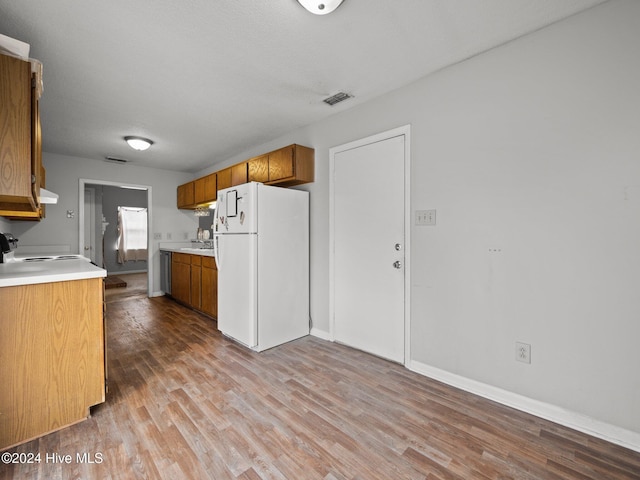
(153, 233, 162, 240)
(516, 342, 531, 364)
(416, 209, 436, 226)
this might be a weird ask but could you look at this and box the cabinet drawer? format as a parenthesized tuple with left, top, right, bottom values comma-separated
(172, 252, 191, 264)
(190, 255, 202, 266)
(202, 256, 216, 269)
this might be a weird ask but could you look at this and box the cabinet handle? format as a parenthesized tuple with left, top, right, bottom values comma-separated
(393, 261, 402, 269)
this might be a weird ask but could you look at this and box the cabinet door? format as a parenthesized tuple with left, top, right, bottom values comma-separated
(268, 145, 295, 182)
(190, 262, 202, 309)
(177, 182, 195, 209)
(248, 155, 269, 183)
(0, 278, 105, 450)
(195, 173, 217, 205)
(204, 173, 217, 202)
(231, 162, 247, 186)
(0, 54, 36, 210)
(217, 167, 232, 191)
(171, 255, 191, 304)
(194, 177, 207, 205)
(201, 259, 218, 318)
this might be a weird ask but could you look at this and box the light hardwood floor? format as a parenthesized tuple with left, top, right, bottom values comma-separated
(1, 277, 639, 479)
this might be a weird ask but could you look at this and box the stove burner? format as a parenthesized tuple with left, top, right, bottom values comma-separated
(21, 255, 86, 262)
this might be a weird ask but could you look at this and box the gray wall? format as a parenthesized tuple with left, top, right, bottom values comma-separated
(194, 0, 640, 443)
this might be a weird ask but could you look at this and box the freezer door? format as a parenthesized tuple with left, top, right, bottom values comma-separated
(217, 233, 257, 348)
(216, 182, 258, 234)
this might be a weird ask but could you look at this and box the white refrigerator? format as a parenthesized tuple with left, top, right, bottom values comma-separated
(214, 182, 309, 351)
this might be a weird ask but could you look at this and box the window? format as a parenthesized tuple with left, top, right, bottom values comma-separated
(116, 206, 148, 263)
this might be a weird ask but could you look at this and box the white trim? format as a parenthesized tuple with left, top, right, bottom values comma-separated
(328, 125, 411, 366)
(310, 328, 331, 341)
(84, 187, 96, 263)
(409, 360, 640, 453)
(79, 179, 153, 298)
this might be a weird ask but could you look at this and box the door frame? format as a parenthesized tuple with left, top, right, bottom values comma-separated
(329, 124, 411, 366)
(84, 187, 96, 263)
(78, 178, 153, 298)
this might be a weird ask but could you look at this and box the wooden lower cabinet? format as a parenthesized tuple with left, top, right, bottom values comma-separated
(0, 278, 105, 450)
(171, 253, 191, 305)
(201, 256, 218, 318)
(170, 252, 217, 318)
(190, 255, 202, 309)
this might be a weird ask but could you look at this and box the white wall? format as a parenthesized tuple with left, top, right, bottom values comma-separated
(8, 152, 198, 293)
(197, 0, 640, 445)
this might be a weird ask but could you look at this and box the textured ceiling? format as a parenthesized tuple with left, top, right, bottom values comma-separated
(0, 0, 607, 173)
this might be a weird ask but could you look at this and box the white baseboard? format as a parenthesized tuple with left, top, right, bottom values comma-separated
(310, 328, 331, 341)
(409, 360, 640, 453)
(150, 290, 165, 298)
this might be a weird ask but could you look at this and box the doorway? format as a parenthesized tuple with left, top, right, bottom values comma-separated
(79, 179, 153, 297)
(329, 125, 411, 364)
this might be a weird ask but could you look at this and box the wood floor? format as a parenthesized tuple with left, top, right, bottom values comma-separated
(1, 277, 639, 479)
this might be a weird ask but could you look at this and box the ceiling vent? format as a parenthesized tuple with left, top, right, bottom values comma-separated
(323, 92, 353, 106)
(105, 156, 128, 164)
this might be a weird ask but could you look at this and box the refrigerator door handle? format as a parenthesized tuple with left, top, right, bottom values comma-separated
(213, 234, 221, 270)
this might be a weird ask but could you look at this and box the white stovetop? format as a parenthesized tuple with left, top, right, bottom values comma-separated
(0, 256, 106, 287)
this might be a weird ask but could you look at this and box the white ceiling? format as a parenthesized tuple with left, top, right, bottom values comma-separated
(0, 0, 607, 173)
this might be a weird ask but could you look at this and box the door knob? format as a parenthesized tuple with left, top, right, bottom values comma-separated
(393, 260, 402, 269)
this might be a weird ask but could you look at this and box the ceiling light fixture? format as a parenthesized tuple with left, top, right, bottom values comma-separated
(297, 0, 344, 15)
(124, 136, 154, 151)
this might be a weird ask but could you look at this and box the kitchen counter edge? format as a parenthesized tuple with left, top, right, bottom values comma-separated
(160, 247, 215, 257)
(0, 260, 107, 288)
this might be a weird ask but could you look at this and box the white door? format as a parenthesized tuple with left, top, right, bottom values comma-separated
(331, 128, 408, 363)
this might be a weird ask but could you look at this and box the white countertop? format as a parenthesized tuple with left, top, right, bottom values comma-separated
(160, 246, 215, 257)
(0, 258, 107, 287)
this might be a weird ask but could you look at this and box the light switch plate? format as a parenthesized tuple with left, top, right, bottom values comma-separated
(416, 209, 436, 226)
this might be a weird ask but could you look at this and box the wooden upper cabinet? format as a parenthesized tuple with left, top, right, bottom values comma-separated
(177, 181, 195, 209)
(248, 154, 269, 183)
(0, 53, 42, 219)
(268, 146, 295, 182)
(248, 145, 314, 186)
(195, 173, 216, 205)
(231, 162, 247, 186)
(267, 144, 314, 186)
(217, 167, 232, 191)
(175, 144, 314, 209)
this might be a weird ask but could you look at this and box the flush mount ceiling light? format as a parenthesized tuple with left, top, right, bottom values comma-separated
(297, 0, 344, 15)
(124, 136, 154, 151)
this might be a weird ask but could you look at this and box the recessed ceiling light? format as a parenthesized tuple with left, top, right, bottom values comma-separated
(124, 136, 154, 151)
(297, 0, 345, 15)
